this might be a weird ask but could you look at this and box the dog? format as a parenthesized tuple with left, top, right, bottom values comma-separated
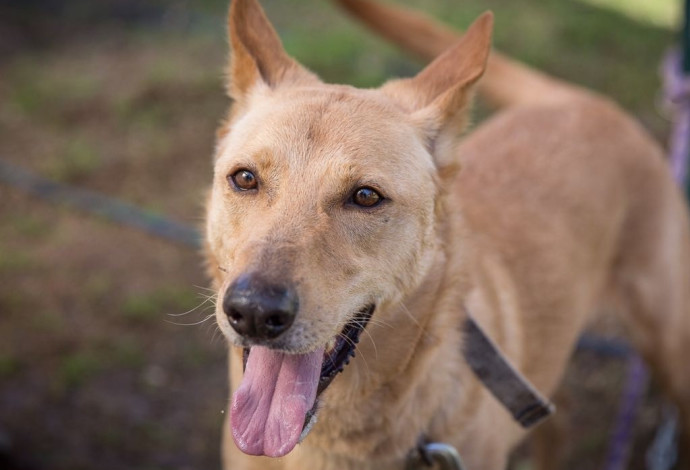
(204, 0, 690, 468)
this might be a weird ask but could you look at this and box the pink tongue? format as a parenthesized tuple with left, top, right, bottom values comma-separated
(231, 345, 324, 457)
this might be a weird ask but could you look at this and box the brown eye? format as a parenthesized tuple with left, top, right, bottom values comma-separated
(352, 187, 382, 208)
(229, 169, 257, 191)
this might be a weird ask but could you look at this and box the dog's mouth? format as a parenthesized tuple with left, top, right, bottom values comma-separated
(231, 305, 375, 458)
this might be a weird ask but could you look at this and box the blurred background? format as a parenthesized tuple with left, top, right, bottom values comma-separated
(0, 0, 682, 469)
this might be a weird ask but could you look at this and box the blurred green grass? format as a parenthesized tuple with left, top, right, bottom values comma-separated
(578, 0, 678, 27)
(268, 0, 674, 137)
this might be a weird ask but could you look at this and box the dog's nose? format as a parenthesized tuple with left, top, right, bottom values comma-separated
(223, 274, 298, 340)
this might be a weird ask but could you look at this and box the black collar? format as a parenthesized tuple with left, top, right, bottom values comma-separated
(462, 313, 555, 427)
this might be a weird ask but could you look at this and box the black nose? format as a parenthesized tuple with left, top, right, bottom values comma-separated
(223, 274, 298, 340)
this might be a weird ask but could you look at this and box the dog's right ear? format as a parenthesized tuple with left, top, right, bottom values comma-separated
(227, 0, 318, 104)
(380, 12, 492, 173)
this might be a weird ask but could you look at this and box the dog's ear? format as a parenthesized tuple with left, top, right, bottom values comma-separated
(381, 12, 493, 171)
(227, 0, 318, 103)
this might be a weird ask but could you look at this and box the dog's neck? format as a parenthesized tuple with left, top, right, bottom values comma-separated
(303, 211, 475, 465)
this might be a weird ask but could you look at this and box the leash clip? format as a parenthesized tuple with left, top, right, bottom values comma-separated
(406, 440, 466, 470)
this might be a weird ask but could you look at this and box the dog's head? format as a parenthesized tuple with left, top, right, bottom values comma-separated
(206, 0, 491, 458)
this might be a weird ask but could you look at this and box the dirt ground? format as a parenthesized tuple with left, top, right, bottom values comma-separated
(0, 0, 681, 469)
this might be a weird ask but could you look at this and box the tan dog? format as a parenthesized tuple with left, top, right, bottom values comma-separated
(204, 0, 690, 468)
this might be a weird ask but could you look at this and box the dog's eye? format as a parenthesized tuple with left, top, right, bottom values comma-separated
(229, 169, 258, 191)
(352, 187, 382, 208)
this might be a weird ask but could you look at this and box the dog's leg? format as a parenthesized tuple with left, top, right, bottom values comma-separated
(612, 179, 690, 451)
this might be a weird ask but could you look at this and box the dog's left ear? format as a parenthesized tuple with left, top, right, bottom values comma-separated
(382, 12, 493, 171)
(227, 0, 318, 105)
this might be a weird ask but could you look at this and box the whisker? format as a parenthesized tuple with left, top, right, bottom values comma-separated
(359, 326, 378, 361)
(349, 317, 391, 329)
(168, 295, 216, 317)
(196, 292, 218, 301)
(211, 324, 225, 345)
(166, 313, 216, 327)
(336, 332, 373, 376)
(399, 302, 422, 329)
(193, 284, 218, 293)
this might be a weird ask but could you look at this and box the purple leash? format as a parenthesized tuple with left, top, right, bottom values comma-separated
(603, 355, 649, 470)
(664, 49, 690, 185)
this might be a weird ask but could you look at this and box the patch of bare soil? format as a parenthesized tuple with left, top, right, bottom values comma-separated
(0, 25, 229, 469)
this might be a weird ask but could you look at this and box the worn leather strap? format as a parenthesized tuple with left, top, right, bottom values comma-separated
(463, 314, 555, 427)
